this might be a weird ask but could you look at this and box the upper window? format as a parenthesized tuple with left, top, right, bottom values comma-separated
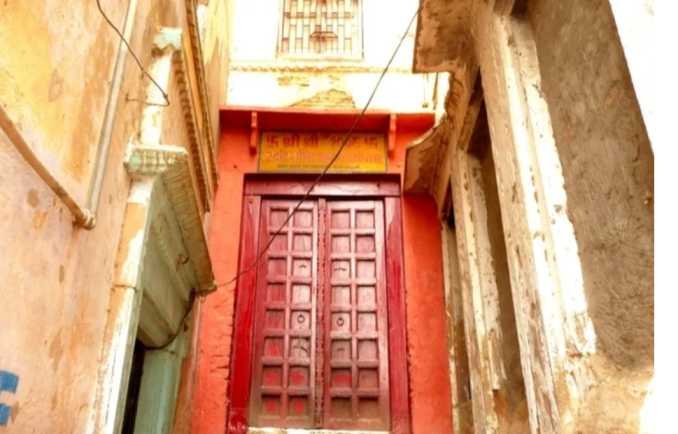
(279, 0, 363, 59)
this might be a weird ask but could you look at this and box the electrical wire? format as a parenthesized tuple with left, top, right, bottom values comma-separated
(142, 6, 421, 351)
(96, 0, 170, 107)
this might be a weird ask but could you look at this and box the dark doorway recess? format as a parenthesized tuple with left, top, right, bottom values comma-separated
(121, 340, 146, 434)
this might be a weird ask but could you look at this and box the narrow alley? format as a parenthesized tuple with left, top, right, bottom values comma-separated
(0, 1, 656, 434)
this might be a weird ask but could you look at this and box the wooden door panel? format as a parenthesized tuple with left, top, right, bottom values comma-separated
(323, 200, 390, 430)
(230, 178, 410, 433)
(249, 198, 391, 431)
(249, 200, 318, 428)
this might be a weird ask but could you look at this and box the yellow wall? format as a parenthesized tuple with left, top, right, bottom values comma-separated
(0, 2, 126, 199)
(0, 1, 228, 432)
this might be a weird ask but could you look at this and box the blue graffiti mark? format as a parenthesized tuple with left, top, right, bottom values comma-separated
(0, 371, 18, 394)
(0, 370, 19, 426)
(0, 404, 10, 426)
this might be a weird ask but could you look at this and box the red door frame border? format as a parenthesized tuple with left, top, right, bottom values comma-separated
(226, 174, 411, 434)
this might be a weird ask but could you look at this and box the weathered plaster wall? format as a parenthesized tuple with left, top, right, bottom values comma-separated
(0, 113, 129, 433)
(476, 137, 529, 434)
(199, 0, 234, 145)
(441, 225, 474, 434)
(0, 1, 224, 432)
(528, 0, 654, 431)
(163, 71, 195, 152)
(409, 0, 654, 432)
(0, 1, 141, 430)
(608, 0, 656, 150)
(225, 0, 434, 111)
(228, 70, 434, 112)
(0, 1, 126, 200)
(412, 0, 473, 73)
(193, 113, 453, 433)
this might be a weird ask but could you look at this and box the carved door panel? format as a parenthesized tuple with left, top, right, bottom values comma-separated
(249, 200, 319, 428)
(322, 200, 390, 430)
(249, 198, 390, 430)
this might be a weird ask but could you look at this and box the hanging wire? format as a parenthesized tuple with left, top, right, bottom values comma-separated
(143, 6, 421, 351)
(96, 0, 170, 107)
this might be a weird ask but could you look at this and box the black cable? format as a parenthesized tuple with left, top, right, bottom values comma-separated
(96, 0, 170, 107)
(144, 6, 421, 351)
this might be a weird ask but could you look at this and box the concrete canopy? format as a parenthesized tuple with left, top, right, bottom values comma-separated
(412, 0, 474, 72)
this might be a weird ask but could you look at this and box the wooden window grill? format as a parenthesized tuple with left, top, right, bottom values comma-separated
(279, 0, 363, 58)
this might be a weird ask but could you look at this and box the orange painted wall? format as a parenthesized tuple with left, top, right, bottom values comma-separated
(402, 196, 453, 434)
(192, 127, 257, 434)
(191, 109, 452, 434)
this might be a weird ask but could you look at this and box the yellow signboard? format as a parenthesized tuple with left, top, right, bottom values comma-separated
(259, 131, 387, 173)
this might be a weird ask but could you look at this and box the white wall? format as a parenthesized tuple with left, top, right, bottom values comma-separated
(227, 0, 433, 112)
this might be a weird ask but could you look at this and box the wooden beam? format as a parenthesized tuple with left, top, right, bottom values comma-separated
(249, 111, 259, 155)
(388, 113, 397, 156)
(243, 175, 401, 197)
(449, 144, 500, 434)
(440, 223, 474, 434)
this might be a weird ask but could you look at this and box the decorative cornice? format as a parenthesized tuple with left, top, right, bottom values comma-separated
(172, 44, 211, 212)
(147, 26, 213, 213)
(230, 62, 412, 74)
(185, 0, 219, 183)
(124, 144, 188, 177)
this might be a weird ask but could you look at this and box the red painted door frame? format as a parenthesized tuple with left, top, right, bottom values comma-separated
(227, 174, 410, 434)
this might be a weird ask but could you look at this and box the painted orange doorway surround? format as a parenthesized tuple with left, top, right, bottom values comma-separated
(189, 107, 453, 434)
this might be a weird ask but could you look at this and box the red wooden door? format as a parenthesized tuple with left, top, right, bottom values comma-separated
(248, 198, 390, 430)
(249, 200, 319, 428)
(322, 200, 390, 430)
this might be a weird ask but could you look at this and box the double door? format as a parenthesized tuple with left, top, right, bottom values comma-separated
(249, 198, 390, 430)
